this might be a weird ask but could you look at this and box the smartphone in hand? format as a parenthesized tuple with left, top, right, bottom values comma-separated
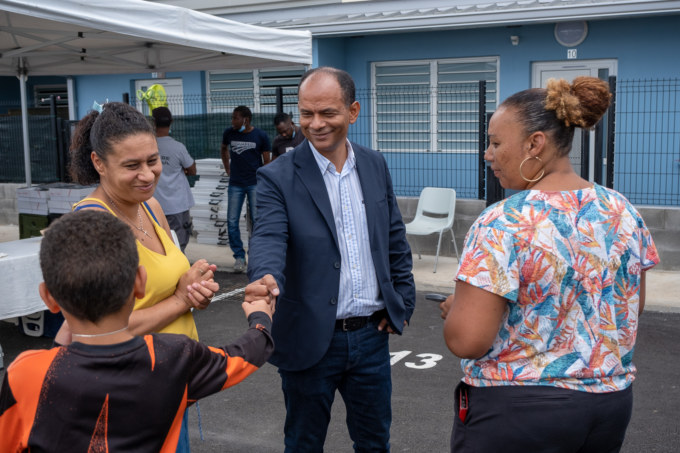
(425, 293, 447, 303)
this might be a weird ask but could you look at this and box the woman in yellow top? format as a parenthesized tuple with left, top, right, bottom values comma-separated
(59, 102, 219, 452)
(58, 102, 218, 342)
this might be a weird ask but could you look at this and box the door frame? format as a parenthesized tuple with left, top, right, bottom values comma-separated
(134, 78, 184, 116)
(531, 59, 617, 182)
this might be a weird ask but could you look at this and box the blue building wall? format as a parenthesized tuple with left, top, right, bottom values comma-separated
(3, 15, 678, 203)
(324, 15, 680, 203)
(315, 38, 346, 69)
(336, 16, 680, 100)
(61, 15, 680, 119)
(73, 70, 205, 118)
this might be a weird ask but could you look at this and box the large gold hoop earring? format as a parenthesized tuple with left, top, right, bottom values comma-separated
(519, 156, 545, 183)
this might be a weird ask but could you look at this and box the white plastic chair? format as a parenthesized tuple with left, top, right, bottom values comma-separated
(405, 187, 459, 273)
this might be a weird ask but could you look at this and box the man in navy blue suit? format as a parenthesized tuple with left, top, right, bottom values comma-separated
(246, 67, 415, 452)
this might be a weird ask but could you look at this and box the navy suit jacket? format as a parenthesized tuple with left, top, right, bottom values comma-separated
(247, 140, 416, 371)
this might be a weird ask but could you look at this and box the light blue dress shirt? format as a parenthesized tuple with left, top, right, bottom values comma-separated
(309, 140, 384, 319)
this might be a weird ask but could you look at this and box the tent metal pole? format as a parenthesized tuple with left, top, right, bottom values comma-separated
(18, 59, 31, 187)
(67, 77, 76, 120)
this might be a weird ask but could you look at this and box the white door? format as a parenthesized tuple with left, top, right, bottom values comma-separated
(134, 78, 184, 116)
(531, 60, 616, 181)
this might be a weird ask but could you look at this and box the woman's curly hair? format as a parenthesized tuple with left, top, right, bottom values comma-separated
(500, 76, 612, 156)
(545, 77, 612, 129)
(69, 102, 154, 185)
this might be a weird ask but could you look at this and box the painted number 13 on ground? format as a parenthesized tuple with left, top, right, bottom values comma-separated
(390, 350, 443, 369)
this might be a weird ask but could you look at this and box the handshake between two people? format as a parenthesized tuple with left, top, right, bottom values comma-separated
(179, 260, 275, 320)
(244, 274, 279, 320)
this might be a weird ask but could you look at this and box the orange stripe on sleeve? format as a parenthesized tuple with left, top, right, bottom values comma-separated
(222, 356, 259, 390)
(207, 345, 226, 357)
(205, 345, 260, 390)
(2, 348, 61, 450)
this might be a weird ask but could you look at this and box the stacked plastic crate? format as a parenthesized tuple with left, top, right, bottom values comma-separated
(46, 183, 93, 214)
(16, 183, 94, 239)
(191, 158, 229, 246)
(16, 186, 50, 216)
(13, 183, 91, 338)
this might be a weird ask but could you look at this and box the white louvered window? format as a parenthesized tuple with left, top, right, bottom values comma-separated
(373, 63, 431, 153)
(207, 71, 254, 113)
(207, 67, 305, 120)
(258, 68, 305, 122)
(372, 57, 498, 153)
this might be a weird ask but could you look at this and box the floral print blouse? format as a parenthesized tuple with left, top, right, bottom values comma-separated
(455, 185, 659, 393)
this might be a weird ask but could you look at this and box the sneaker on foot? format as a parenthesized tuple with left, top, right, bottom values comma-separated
(233, 258, 246, 273)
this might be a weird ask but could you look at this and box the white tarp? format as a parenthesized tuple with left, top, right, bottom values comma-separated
(0, 0, 312, 75)
(0, 0, 312, 185)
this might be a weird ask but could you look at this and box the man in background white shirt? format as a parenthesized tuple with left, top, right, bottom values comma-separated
(152, 107, 196, 252)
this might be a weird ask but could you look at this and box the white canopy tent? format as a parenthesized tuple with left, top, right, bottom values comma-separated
(0, 0, 312, 185)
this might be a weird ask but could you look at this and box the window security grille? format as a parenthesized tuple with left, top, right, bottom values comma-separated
(372, 58, 498, 153)
(207, 68, 304, 120)
(33, 85, 68, 107)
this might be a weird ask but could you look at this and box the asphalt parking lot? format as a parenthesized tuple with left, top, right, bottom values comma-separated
(1, 271, 678, 452)
(186, 272, 680, 453)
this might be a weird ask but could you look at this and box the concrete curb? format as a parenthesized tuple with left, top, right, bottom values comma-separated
(1, 224, 677, 312)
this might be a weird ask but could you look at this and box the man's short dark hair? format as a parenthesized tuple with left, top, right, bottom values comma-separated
(40, 210, 139, 323)
(274, 112, 292, 126)
(152, 107, 172, 128)
(299, 67, 356, 106)
(233, 105, 253, 120)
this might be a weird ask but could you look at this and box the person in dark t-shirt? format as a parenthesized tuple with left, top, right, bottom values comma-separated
(220, 106, 271, 272)
(271, 112, 305, 160)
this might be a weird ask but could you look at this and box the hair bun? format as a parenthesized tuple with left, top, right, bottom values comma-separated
(545, 78, 584, 127)
(545, 77, 612, 129)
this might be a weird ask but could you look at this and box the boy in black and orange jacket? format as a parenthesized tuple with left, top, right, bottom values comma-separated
(0, 210, 274, 452)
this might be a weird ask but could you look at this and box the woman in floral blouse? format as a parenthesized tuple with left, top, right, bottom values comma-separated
(443, 77, 659, 453)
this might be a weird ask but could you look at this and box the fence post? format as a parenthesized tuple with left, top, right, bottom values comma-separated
(580, 129, 590, 180)
(606, 76, 617, 189)
(594, 112, 605, 184)
(484, 111, 505, 207)
(478, 80, 487, 200)
(19, 65, 31, 187)
(59, 120, 73, 183)
(275, 86, 283, 114)
(479, 81, 504, 206)
(123, 92, 130, 105)
(49, 95, 65, 181)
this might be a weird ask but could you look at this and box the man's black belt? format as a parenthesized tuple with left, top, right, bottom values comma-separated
(335, 309, 387, 332)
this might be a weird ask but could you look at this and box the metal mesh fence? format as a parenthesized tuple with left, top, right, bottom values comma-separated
(613, 79, 680, 206)
(0, 100, 61, 183)
(3, 79, 680, 206)
(138, 93, 278, 160)
(137, 86, 488, 198)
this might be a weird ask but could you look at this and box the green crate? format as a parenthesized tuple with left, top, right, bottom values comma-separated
(19, 213, 49, 239)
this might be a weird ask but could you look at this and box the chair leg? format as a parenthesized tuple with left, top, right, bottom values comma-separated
(434, 230, 444, 273)
(411, 235, 422, 260)
(450, 227, 459, 262)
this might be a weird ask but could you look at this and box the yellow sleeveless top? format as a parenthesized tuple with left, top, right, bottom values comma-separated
(73, 198, 198, 340)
